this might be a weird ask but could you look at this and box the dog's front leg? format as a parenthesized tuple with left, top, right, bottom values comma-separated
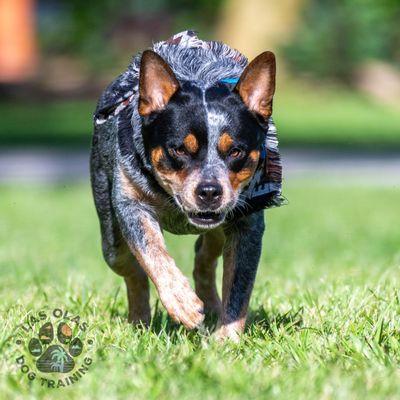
(120, 208, 204, 329)
(113, 190, 204, 329)
(216, 211, 265, 342)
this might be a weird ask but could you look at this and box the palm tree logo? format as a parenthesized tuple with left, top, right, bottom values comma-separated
(28, 321, 83, 374)
(50, 347, 69, 372)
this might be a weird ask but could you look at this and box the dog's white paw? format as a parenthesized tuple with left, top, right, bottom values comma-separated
(158, 275, 204, 329)
(213, 319, 245, 343)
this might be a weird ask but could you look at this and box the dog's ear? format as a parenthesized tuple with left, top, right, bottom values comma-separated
(138, 50, 180, 116)
(235, 51, 276, 120)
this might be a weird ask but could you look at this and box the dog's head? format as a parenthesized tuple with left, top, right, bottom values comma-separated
(139, 50, 276, 229)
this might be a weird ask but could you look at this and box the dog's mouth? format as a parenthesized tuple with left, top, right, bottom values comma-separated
(187, 211, 226, 228)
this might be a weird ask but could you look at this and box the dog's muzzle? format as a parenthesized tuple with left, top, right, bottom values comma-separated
(194, 181, 223, 210)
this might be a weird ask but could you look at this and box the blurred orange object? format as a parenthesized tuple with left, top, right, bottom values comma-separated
(0, 0, 37, 82)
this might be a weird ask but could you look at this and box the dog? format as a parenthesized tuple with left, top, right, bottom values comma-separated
(91, 31, 282, 341)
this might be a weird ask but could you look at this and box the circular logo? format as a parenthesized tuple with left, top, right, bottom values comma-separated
(11, 307, 94, 389)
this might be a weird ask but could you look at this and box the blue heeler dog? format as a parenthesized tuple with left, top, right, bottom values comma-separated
(91, 31, 283, 341)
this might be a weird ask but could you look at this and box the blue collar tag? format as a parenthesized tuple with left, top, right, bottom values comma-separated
(219, 77, 239, 85)
(260, 143, 267, 161)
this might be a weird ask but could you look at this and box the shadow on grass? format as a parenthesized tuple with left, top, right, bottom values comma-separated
(109, 295, 218, 344)
(108, 284, 303, 341)
(147, 301, 221, 343)
(246, 306, 304, 336)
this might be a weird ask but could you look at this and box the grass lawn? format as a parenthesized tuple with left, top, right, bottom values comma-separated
(1, 82, 400, 149)
(1, 181, 400, 399)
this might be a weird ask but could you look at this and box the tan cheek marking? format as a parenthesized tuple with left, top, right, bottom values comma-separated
(218, 132, 234, 153)
(157, 168, 188, 188)
(150, 146, 193, 200)
(176, 169, 189, 182)
(150, 147, 180, 183)
(230, 169, 253, 190)
(183, 133, 198, 154)
(229, 151, 260, 191)
(150, 153, 189, 195)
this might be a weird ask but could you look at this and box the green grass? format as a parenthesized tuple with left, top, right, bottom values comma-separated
(1, 181, 400, 399)
(1, 82, 400, 148)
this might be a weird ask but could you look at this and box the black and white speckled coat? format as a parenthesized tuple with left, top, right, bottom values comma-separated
(90, 31, 283, 340)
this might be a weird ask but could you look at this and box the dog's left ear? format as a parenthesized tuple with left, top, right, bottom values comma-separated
(235, 51, 276, 120)
(138, 50, 180, 116)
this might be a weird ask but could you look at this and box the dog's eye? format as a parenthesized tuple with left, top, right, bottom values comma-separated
(229, 148, 243, 159)
(172, 146, 187, 157)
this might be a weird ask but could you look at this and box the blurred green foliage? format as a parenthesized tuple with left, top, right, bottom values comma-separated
(283, 0, 400, 84)
(38, 0, 224, 70)
(38, 0, 400, 82)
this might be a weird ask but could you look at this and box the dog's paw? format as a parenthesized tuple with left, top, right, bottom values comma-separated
(28, 322, 83, 373)
(213, 320, 245, 343)
(158, 274, 205, 329)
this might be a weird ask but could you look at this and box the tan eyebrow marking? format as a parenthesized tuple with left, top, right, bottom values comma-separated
(218, 132, 234, 153)
(249, 150, 260, 162)
(183, 133, 199, 154)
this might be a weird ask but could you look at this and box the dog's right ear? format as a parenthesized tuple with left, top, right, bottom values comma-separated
(138, 50, 180, 117)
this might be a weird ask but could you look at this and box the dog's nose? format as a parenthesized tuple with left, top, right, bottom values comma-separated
(195, 181, 223, 207)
